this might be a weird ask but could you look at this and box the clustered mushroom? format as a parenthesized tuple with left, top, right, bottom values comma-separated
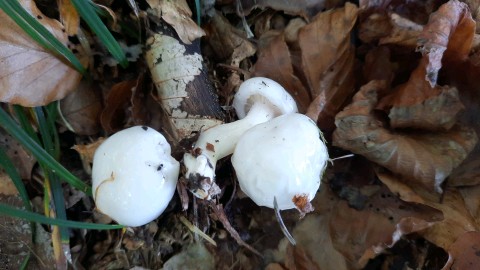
(92, 126, 179, 227)
(91, 77, 329, 228)
(183, 77, 298, 199)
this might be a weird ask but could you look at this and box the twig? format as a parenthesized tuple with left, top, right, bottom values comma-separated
(274, 196, 296, 246)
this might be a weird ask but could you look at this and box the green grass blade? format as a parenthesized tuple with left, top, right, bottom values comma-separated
(71, 0, 128, 67)
(19, 252, 31, 270)
(0, 203, 124, 230)
(34, 107, 70, 242)
(0, 145, 36, 240)
(34, 107, 55, 157)
(0, 1, 86, 73)
(195, 0, 201, 25)
(0, 147, 32, 212)
(13, 106, 40, 145)
(0, 107, 91, 195)
(45, 103, 60, 159)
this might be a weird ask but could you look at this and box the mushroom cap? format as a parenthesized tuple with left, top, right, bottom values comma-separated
(92, 126, 179, 227)
(231, 113, 328, 210)
(233, 77, 298, 119)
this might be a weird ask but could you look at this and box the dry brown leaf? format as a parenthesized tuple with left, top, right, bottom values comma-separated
(298, 3, 358, 131)
(376, 170, 426, 204)
(359, 12, 422, 46)
(378, 57, 465, 131)
(0, 0, 83, 106)
(100, 79, 138, 133)
(379, 13, 423, 48)
(58, 0, 80, 36)
(284, 242, 321, 270)
(441, 231, 480, 270)
(272, 159, 443, 270)
(0, 172, 18, 196)
(253, 32, 311, 112)
(420, 188, 478, 251)
(203, 11, 256, 107)
(204, 11, 256, 67)
(146, 0, 205, 44)
(239, 0, 345, 19)
(333, 81, 478, 192)
(358, 13, 392, 43)
(375, 1, 476, 132)
(373, 171, 480, 265)
(418, 0, 475, 87)
(458, 184, 480, 224)
(363, 46, 395, 85)
(254, 3, 358, 128)
(0, 132, 35, 180)
(60, 80, 102, 135)
(72, 138, 105, 167)
(359, 0, 436, 24)
(278, 214, 348, 270)
(329, 185, 443, 268)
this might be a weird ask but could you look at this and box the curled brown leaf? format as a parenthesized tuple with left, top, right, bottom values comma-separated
(333, 81, 478, 192)
(418, 0, 475, 87)
(146, 0, 205, 44)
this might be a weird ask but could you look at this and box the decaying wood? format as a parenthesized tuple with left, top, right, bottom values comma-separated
(146, 20, 224, 143)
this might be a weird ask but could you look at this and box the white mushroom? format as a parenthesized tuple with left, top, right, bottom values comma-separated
(92, 126, 180, 227)
(183, 77, 298, 199)
(231, 113, 329, 213)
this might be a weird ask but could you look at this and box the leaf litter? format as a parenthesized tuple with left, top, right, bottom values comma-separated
(4, 0, 480, 269)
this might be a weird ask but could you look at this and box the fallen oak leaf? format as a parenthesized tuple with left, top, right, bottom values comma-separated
(0, 0, 84, 106)
(333, 81, 477, 192)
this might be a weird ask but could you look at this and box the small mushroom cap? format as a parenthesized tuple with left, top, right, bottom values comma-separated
(232, 114, 328, 210)
(233, 77, 298, 119)
(92, 126, 179, 227)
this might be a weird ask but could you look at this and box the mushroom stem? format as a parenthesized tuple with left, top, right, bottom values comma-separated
(183, 101, 277, 198)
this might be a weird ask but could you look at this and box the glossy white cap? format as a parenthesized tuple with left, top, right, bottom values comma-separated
(92, 126, 179, 227)
(232, 113, 328, 210)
